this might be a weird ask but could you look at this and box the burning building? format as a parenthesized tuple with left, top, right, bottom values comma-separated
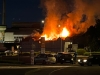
(23, 0, 100, 53)
(4, 0, 100, 53)
(40, 0, 100, 37)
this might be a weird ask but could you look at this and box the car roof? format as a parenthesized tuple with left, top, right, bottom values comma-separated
(90, 54, 100, 57)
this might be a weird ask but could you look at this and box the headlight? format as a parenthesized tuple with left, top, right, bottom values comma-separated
(62, 59, 64, 60)
(83, 59, 87, 62)
(71, 58, 73, 60)
(78, 59, 81, 62)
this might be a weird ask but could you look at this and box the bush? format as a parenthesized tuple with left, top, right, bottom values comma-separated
(77, 49, 86, 55)
(84, 52, 90, 56)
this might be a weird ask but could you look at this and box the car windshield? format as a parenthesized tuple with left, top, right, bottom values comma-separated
(37, 54, 47, 58)
(47, 54, 54, 57)
(62, 54, 72, 58)
(92, 55, 100, 58)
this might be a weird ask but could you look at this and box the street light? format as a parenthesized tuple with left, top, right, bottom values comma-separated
(41, 20, 44, 29)
(41, 20, 44, 24)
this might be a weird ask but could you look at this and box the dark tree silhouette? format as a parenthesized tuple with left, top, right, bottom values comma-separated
(85, 19, 100, 52)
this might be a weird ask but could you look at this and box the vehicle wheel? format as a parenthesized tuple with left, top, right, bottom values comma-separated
(80, 63, 84, 66)
(70, 61, 74, 64)
(34, 61, 36, 65)
(42, 60, 46, 64)
(60, 61, 63, 64)
(87, 62, 92, 66)
(98, 63, 100, 66)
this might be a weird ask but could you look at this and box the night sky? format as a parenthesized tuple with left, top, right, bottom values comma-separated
(0, 0, 44, 28)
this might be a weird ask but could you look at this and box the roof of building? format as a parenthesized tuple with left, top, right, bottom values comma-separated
(5, 22, 42, 35)
(12, 22, 41, 28)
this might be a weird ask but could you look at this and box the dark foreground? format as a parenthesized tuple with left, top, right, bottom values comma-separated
(0, 66, 100, 75)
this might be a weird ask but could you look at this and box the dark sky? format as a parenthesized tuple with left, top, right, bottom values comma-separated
(0, 0, 44, 28)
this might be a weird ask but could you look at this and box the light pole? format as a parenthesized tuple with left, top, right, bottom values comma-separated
(58, 24, 62, 52)
(31, 42, 35, 65)
(61, 38, 62, 52)
(2, 0, 6, 25)
(17, 45, 20, 62)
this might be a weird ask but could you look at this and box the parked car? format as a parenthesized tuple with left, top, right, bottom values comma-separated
(56, 53, 74, 64)
(34, 53, 56, 64)
(78, 54, 100, 66)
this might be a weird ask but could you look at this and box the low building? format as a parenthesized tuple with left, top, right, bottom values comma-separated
(0, 25, 6, 43)
(4, 22, 42, 43)
(4, 22, 42, 50)
(0, 25, 6, 51)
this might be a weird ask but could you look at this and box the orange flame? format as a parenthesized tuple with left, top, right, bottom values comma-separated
(41, 27, 69, 41)
(60, 27, 69, 37)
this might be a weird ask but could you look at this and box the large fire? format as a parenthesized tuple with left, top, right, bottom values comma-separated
(60, 27, 69, 38)
(40, 0, 100, 40)
(41, 27, 69, 41)
(29, 0, 100, 42)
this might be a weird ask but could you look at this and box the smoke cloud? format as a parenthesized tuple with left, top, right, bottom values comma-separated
(40, 0, 100, 37)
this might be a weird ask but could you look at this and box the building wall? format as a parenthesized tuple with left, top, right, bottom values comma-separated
(4, 32, 14, 42)
(0, 25, 6, 43)
(20, 38, 69, 53)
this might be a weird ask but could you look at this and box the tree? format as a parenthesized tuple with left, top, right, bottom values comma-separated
(85, 19, 100, 52)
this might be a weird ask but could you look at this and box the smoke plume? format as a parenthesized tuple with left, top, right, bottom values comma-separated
(41, 0, 100, 37)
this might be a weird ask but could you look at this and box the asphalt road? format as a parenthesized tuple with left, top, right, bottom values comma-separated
(0, 68, 34, 75)
(0, 65, 100, 75)
(28, 66, 100, 75)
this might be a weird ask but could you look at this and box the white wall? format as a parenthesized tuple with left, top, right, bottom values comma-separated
(72, 44, 78, 52)
(4, 32, 14, 42)
(64, 42, 72, 52)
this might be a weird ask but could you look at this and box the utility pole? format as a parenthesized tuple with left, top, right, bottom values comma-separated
(2, 0, 6, 25)
(61, 38, 62, 52)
